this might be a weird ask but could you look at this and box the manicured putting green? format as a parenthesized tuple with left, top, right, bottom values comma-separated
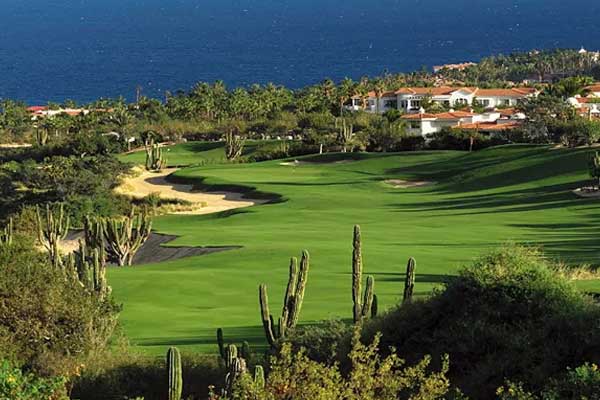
(109, 144, 600, 355)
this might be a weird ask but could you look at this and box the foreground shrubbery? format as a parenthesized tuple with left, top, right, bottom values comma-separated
(0, 237, 120, 383)
(0, 360, 67, 400)
(219, 330, 452, 400)
(361, 246, 600, 398)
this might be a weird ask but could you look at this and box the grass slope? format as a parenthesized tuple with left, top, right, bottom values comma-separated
(119, 140, 279, 167)
(109, 144, 600, 355)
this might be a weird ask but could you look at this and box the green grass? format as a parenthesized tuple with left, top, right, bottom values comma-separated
(109, 144, 600, 355)
(119, 140, 281, 167)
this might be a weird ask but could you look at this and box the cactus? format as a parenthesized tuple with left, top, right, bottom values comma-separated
(589, 151, 600, 189)
(36, 128, 48, 146)
(0, 218, 13, 246)
(259, 251, 310, 348)
(371, 294, 378, 318)
(225, 129, 244, 160)
(253, 365, 265, 388)
(104, 208, 152, 266)
(217, 328, 225, 359)
(336, 117, 354, 152)
(145, 140, 166, 171)
(83, 215, 106, 265)
(352, 225, 376, 323)
(241, 341, 251, 360)
(403, 257, 416, 304)
(225, 344, 238, 370)
(36, 204, 70, 268)
(72, 240, 111, 299)
(352, 225, 363, 323)
(259, 284, 276, 347)
(224, 357, 247, 396)
(361, 275, 375, 319)
(167, 347, 182, 400)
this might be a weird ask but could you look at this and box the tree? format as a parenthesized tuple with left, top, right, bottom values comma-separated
(337, 78, 356, 116)
(589, 151, 600, 189)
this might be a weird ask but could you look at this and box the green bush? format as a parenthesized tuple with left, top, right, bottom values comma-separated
(222, 328, 452, 400)
(72, 348, 223, 400)
(0, 238, 120, 380)
(363, 245, 600, 399)
(427, 127, 506, 151)
(0, 359, 67, 400)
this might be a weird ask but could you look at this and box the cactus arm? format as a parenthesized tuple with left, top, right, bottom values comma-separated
(403, 257, 416, 304)
(352, 225, 363, 323)
(259, 284, 276, 346)
(361, 275, 375, 318)
(290, 250, 309, 328)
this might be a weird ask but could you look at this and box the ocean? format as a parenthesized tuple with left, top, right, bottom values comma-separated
(0, 0, 599, 105)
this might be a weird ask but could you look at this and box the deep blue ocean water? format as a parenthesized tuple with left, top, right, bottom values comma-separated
(1, 0, 599, 105)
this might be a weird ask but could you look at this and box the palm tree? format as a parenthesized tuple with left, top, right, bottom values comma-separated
(337, 78, 356, 116)
(371, 78, 386, 114)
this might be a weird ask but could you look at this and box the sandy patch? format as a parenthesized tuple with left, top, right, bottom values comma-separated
(115, 168, 267, 215)
(385, 179, 436, 189)
(55, 231, 236, 264)
(573, 187, 600, 198)
(0, 143, 32, 149)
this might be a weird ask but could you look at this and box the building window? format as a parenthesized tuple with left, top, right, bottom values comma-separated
(478, 99, 490, 107)
(400, 100, 408, 109)
(455, 98, 467, 105)
(384, 100, 397, 109)
(412, 101, 421, 109)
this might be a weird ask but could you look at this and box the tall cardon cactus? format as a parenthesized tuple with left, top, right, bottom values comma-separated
(36, 203, 70, 268)
(351, 225, 375, 323)
(167, 347, 183, 400)
(403, 257, 416, 304)
(259, 250, 310, 347)
(145, 140, 167, 171)
(104, 208, 152, 266)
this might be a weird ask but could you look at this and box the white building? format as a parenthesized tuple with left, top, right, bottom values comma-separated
(349, 87, 538, 114)
(401, 108, 526, 137)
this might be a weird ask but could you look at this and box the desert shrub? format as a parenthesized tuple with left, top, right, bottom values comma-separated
(498, 363, 600, 399)
(282, 320, 352, 365)
(222, 329, 452, 400)
(0, 359, 68, 400)
(427, 127, 506, 150)
(363, 245, 600, 399)
(246, 141, 318, 162)
(72, 348, 223, 400)
(0, 153, 130, 224)
(398, 135, 426, 151)
(0, 238, 120, 379)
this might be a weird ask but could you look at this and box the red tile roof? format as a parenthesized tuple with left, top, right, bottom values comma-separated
(475, 88, 537, 97)
(27, 106, 48, 112)
(585, 84, 600, 92)
(401, 113, 437, 120)
(401, 111, 475, 120)
(454, 121, 522, 131)
(395, 87, 476, 96)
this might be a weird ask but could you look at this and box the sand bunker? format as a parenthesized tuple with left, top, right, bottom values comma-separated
(573, 187, 600, 199)
(385, 179, 436, 189)
(115, 168, 266, 215)
(59, 231, 237, 265)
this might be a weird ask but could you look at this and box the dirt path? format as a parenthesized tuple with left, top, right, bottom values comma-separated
(115, 168, 267, 215)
